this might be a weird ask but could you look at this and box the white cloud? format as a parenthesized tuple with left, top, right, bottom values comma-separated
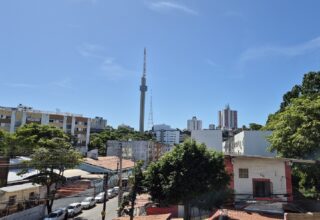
(77, 43, 104, 59)
(77, 43, 136, 80)
(206, 59, 219, 67)
(51, 78, 73, 89)
(239, 36, 320, 65)
(148, 1, 198, 15)
(100, 58, 136, 80)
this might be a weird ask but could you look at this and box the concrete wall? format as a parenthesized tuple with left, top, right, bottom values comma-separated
(233, 157, 288, 201)
(107, 140, 153, 165)
(284, 213, 320, 220)
(0, 205, 45, 220)
(191, 130, 222, 152)
(233, 130, 275, 157)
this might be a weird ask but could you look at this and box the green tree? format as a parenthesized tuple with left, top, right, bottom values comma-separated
(265, 71, 320, 199)
(278, 71, 320, 111)
(145, 140, 230, 220)
(17, 124, 82, 213)
(15, 123, 68, 156)
(119, 161, 145, 220)
(248, 123, 263, 130)
(265, 95, 320, 159)
(0, 130, 18, 158)
(0, 130, 9, 156)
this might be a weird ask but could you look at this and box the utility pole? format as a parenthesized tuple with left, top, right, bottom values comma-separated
(101, 173, 108, 220)
(117, 142, 123, 217)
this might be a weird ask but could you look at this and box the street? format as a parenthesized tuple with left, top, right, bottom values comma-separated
(73, 196, 118, 220)
(51, 189, 118, 220)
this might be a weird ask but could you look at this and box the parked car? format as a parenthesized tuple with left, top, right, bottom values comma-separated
(67, 203, 82, 217)
(113, 186, 119, 194)
(94, 192, 106, 203)
(108, 188, 116, 198)
(81, 197, 96, 209)
(44, 209, 66, 220)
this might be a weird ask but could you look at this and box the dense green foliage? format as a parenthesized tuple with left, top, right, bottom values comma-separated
(88, 127, 153, 155)
(248, 123, 263, 130)
(278, 71, 320, 111)
(119, 161, 145, 220)
(265, 71, 320, 199)
(265, 95, 320, 159)
(145, 140, 230, 220)
(17, 124, 82, 213)
(15, 123, 69, 156)
(0, 130, 9, 156)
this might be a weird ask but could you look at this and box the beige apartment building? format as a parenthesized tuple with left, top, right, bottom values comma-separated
(0, 104, 92, 153)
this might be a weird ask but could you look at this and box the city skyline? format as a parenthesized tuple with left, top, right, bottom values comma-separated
(1, 1, 320, 130)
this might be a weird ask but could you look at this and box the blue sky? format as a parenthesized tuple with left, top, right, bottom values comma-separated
(1, 0, 320, 130)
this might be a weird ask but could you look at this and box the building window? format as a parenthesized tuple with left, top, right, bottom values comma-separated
(8, 195, 16, 206)
(239, 168, 249, 178)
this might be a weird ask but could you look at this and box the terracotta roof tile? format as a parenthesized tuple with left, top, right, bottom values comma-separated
(209, 209, 282, 220)
(84, 156, 134, 171)
(113, 213, 171, 220)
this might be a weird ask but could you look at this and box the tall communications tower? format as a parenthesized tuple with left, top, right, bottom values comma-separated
(139, 48, 148, 133)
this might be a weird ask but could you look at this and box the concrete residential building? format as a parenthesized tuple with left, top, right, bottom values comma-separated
(208, 124, 215, 130)
(90, 116, 107, 133)
(224, 155, 293, 202)
(153, 124, 180, 146)
(191, 130, 223, 152)
(223, 130, 275, 157)
(0, 105, 91, 153)
(107, 140, 168, 166)
(218, 104, 238, 130)
(187, 116, 202, 131)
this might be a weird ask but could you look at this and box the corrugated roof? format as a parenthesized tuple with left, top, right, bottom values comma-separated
(0, 183, 40, 192)
(63, 169, 90, 178)
(83, 156, 134, 171)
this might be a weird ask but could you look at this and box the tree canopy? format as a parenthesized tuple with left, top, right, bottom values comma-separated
(15, 123, 69, 156)
(279, 71, 320, 111)
(145, 140, 230, 220)
(17, 124, 82, 213)
(265, 71, 320, 199)
(248, 123, 263, 130)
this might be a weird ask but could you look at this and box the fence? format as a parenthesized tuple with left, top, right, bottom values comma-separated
(0, 204, 45, 220)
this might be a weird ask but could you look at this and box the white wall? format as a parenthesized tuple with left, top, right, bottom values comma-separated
(155, 130, 180, 146)
(191, 130, 222, 152)
(233, 158, 287, 201)
(233, 131, 275, 157)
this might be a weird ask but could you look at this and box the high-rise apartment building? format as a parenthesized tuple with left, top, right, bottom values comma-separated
(187, 116, 202, 131)
(153, 124, 180, 146)
(218, 104, 238, 130)
(0, 104, 93, 153)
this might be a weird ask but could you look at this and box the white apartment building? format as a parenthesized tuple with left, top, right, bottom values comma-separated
(191, 129, 223, 152)
(107, 140, 167, 166)
(218, 104, 238, 130)
(153, 124, 180, 146)
(0, 105, 92, 153)
(223, 130, 275, 157)
(187, 116, 202, 131)
(90, 116, 107, 133)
